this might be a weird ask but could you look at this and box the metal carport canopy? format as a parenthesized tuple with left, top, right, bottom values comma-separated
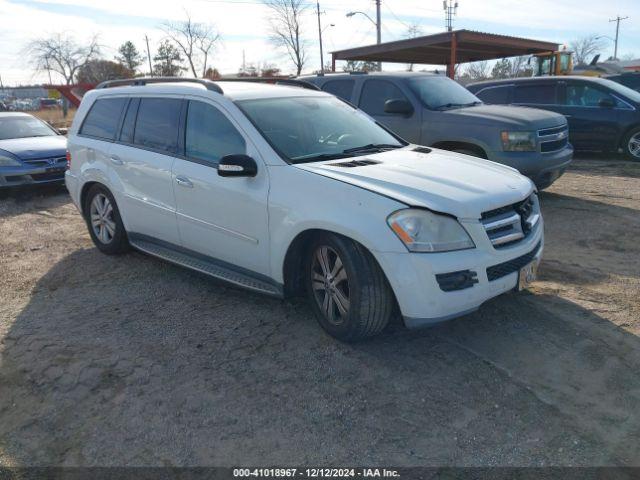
(330, 29, 559, 78)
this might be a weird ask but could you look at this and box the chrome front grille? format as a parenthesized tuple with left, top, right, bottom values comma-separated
(538, 124, 569, 153)
(481, 194, 540, 248)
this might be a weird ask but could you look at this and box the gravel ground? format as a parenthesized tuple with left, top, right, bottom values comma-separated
(0, 156, 639, 467)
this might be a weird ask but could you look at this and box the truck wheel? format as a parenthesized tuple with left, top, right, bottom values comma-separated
(305, 233, 394, 342)
(623, 127, 640, 161)
(84, 184, 130, 254)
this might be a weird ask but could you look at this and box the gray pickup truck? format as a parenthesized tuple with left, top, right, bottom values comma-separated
(302, 72, 573, 189)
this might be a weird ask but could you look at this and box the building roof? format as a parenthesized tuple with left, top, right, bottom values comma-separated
(331, 29, 559, 65)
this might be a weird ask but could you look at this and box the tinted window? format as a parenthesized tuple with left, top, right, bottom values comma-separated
(80, 98, 127, 140)
(476, 86, 510, 104)
(322, 80, 355, 102)
(119, 98, 139, 143)
(359, 80, 410, 115)
(133, 98, 182, 153)
(185, 101, 246, 165)
(514, 84, 556, 104)
(565, 84, 616, 107)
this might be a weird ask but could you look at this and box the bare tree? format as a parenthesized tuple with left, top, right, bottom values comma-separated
(570, 35, 606, 66)
(405, 23, 424, 71)
(263, 0, 308, 75)
(27, 33, 100, 85)
(162, 12, 221, 77)
(463, 61, 490, 81)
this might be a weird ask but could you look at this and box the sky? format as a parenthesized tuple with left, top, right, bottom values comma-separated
(0, 0, 638, 85)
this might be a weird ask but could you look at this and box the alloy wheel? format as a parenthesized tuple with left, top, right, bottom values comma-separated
(90, 193, 116, 244)
(311, 246, 350, 325)
(629, 132, 640, 160)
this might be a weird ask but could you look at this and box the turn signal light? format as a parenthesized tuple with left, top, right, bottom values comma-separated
(66, 150, 71, 170)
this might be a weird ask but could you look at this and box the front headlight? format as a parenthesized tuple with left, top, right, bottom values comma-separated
(0, 155, 22, 167)
(501, 131, 536, 152)
(387, 209, 475, 253)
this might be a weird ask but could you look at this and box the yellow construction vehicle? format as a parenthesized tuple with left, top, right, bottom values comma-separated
(533, 50, 573, 76)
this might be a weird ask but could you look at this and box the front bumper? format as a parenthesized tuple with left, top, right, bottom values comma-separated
(374, 219, 544, 329)
(488, 145, 573, 190)
(0, 161, 67, 188)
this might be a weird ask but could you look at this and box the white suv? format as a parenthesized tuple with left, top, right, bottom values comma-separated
(66, 78, 543, 341)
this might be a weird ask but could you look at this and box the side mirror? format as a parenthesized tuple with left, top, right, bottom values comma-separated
(57, 127, 69, 136)
(218, 154, 258, 177)
(384, 98, 414, 116)
(598, 98, 615, 108)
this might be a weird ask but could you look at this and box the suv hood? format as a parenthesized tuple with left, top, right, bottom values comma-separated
(442, 104, 565, 130)
(294, 147, 534, 219)
(0, 136, 67, 160)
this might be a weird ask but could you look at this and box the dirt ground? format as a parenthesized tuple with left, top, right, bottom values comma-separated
(0, 156, 639, 467)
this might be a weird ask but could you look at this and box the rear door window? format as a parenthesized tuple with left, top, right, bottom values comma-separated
(322, 80, 355, 102)
(80, 97, 127, 140)
(133, 98, 182, 154)
(359, 80, 410, 116)
(476, 85, 511, 104)
(185, 101, 246, 166)
(513, 83, 557, 105)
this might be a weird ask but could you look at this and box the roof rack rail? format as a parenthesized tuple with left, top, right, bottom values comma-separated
(215, 77, 321, 91)
(96, 77, 224, 94)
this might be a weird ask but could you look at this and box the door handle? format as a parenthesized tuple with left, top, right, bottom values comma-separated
(175, 175, 194, 188)
(110, 155, 124, 165)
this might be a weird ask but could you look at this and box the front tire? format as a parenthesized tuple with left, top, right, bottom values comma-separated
(84, 184, 130, 254)
(623, 127, 640, 161)
(305, 233, 394, 342)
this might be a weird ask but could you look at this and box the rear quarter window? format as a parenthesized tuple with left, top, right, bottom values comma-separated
(79, 97, 127, 140)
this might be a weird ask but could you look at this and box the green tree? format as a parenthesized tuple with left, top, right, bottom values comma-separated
(152, 40, 185, 77)
(343, 60, 379, 73)
(116, 41, 143, 72)
(491, 58, 511, 79)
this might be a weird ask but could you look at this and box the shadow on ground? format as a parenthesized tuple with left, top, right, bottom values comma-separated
(1, 246, 639, 467)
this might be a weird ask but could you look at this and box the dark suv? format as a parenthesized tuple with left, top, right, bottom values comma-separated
(468, 76, 640, 161)
(302, 72, 573, 189)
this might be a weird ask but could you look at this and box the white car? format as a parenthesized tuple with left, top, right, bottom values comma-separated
(65, 78, 543, 341)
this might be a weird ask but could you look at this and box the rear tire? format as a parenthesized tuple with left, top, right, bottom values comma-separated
(623, 127, 640, 161)
(84, 184, 130, 255)
(305, 233, 394, 342)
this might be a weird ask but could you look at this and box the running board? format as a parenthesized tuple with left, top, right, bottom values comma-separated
(130, 237, 283, 298)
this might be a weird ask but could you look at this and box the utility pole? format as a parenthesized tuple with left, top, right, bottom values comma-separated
(144, 35, 153, 76)
(375, 0, 381, 71)
(443, 0, 458, 32)
(317, 1, 325, 74)
(609, 15, 628, 60)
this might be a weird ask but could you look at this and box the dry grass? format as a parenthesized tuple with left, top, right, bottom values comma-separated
(31, 108, 76, 129)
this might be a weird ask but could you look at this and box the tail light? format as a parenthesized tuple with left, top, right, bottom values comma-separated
(66, 150, 71, 170)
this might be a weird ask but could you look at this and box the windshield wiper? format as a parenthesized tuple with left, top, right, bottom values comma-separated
(291, 152, 356, 164)
(342, 143, 402, 154)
